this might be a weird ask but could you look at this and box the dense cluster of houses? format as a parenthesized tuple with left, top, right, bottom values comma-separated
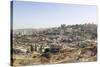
(12, 24, 97, 58)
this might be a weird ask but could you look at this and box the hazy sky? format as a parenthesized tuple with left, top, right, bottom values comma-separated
(13, 1, 97, 29)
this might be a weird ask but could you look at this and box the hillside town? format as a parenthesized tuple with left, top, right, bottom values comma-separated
(12, 23, 97, 66)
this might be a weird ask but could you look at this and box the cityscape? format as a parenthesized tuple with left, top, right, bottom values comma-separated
(11, 1, 97, 66)
(12, 23, 97, 66)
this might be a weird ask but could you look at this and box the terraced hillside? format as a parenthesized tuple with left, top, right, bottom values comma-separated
(11, 23, 97, 66)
